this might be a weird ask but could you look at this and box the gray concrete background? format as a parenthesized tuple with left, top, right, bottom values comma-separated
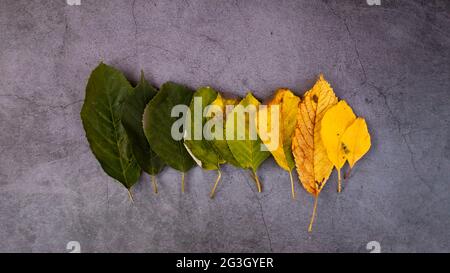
(0, 0, 449, 252)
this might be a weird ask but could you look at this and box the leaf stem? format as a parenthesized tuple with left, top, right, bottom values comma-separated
(151, 175, 158, 194)
(337, 168, 342, 193)
(251, 169, 262, 193)
(181, 172, 185, 193)
(289, 170, 296, 200)
(308, 196, 318, 232)
(127, 188, 134, 203)
(344, 167, 352, 179)
(209, 168, 222, 199)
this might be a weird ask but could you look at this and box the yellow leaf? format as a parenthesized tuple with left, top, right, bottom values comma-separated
(291, 74, 337, 231)
(257, 89, 300, 199)
(341, 117, 371, 169)
(321, 100, 356, 192)
(210, 93, 239, 117)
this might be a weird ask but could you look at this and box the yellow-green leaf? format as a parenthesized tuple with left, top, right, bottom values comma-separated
(207, 94, 241, 168)
(184, 87, 224, 171)
(184, 86, 226, 198)
(226, 92, 270, 192)
(257, 89, 300, 199)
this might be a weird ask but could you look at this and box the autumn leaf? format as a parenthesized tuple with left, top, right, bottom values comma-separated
(207, 94, 241, 168)
(184, 86, 226, 198)
(321, 100, 356, 192)
(341, 117, 371, 173)
(257, 89, 300, 199)
(291, 75, 337, 231)
(226, 93, 271, 192)
(184, 87, 224, 170)
(204, 93, 242, 197)
(81, 63, 141, 201)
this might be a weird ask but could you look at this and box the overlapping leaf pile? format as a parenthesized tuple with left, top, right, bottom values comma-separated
(81, 63, 371, 231)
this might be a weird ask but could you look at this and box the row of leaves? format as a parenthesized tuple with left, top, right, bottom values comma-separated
(81, 63, 371, 231)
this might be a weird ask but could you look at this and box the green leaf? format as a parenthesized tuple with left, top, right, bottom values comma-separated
(184, 87, 224, 170)
(143, 82, 195, 173)
(183, 87, 227, 198)
(81, 63, 141, 189)
(207, 94, 241, 167)
(226, 93, 270, 192)
(121, 71, 165, 176)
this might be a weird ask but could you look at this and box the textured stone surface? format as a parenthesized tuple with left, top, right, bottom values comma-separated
(0, 0, 449, 252)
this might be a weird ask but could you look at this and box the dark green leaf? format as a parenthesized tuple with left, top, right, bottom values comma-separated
(143, 82, 195, 172)
(121, 71, 165, 175)
(81, 63, 141, 189)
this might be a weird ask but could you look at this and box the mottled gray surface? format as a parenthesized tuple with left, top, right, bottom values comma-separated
(0, 0, 449, 253)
